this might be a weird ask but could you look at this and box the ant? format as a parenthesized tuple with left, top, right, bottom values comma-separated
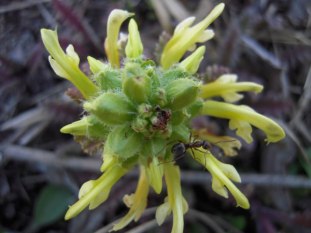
(170, 135, 236, 162)
(171, 140, 211, 160)
(158, 134, 236, 165)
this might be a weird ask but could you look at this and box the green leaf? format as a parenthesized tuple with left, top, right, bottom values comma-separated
(33, 184, 74, 228)
(301, 147, 311, 178)
(225, 215, 247, 230)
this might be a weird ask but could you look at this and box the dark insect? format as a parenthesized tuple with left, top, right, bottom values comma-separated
(171, 139, 211, 160)
(152, 106, 171, 130)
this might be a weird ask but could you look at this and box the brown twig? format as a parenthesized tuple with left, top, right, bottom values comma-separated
(181, 171, 311, 189)
(2, 145, 311, 189)
(1, 144, 101, 171)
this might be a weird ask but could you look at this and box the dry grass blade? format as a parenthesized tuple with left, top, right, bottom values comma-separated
(2, 145, 101, 171)
(0, 107, 51, 130)
(160, 0, 190, 21)
(241, 35, 282, 69)
(187, 209, 226, 233)
(125, 220, 158, 233)
(94, 207, 157, 233)
(150, 0, 172, 31)
(290, 66, 311, 142)
(0, 0, 51, 14)
(52, 0, 102, 51)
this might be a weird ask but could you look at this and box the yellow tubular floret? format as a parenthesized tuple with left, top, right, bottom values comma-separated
(41, 29, 97, 99)
(161, 3, 224, 69)
(201, 100, 286, 143)
(105, 9, 134, 67)
(200, 74, 263, 102)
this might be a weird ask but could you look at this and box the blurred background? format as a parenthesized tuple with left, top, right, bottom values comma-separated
(0, 0, 311, 232)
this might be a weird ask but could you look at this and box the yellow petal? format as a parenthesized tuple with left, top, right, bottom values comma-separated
(125, 19, 143, 58)
(48, 56, 69, 79)
(197, 29, 214, 42)
(229, 118, 253, 143)
(87, 56, 106, 74)
(209, 156, 241, 183)
(65, 165, 127, 220)
(146, 157, 163, 194)
(155, 201, 171, 226)
(174, 17, 195, 34)
(89, 186, 111, 210)
(182, 197, 189, 214)
(192, 129, 241, 156)
(192, 151, 250, 209)
(201, 100, 286, 143)
(180, 46, 206, 74)
(211, 176, 228, 198)
(164, 163, 187, 233)
(78, 180, 95, 199)
(112, 166, 149, 231)
(104, 9, 134, 67)
(123, 193, 135, 208)
(199, 74, 263, 102)
(66, 44, 80, 65)
(161, 3, 224, 69)
(41, 29, 97, 99)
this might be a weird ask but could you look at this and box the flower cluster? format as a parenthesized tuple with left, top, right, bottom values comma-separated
(41, 3, 285, 232)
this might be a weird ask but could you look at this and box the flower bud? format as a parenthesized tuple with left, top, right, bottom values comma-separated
(170, 110, 186, 125)
(84, 93, 134, 126)
(131, 117, 148, 133)
(125, 19, 143, 58)
(137, 104, 153, 118)
(171, 125, 190, 143)
(105, 10, 134, 67)
(180, 46, 206, 74)
(151, 88, 167, 107)
(105, 126, 143, 160)
(87, 56, 106, 74)
(122, 63, 151, 103)
(60, 115, 109, 139)
(94, 69, 121, 91)
(141, 137, 166, 157)
(186, 99, 203, 118)
(166, 78, 199, 110)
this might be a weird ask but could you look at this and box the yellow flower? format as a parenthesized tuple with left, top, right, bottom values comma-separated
(104, 9, 134, 67)
(41, 29, 97, 99)
(65, 162, 128, 220)
(192, 150, 250, 209)
(40, 2, 286, 232)
(156, 164, 189, 233)
(201, 100, 286, 143)
(112, 166, 149, 231)
(199, 74, 263, 102)
(161, 3, 224, 69)
(125, 19, 143, 59)
(179, 46, 206, 74)
(193, 129, 241, 156)
(146, 157, 163, 194)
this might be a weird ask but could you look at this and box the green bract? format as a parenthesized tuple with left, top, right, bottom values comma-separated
(80, 58, 200, 163)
